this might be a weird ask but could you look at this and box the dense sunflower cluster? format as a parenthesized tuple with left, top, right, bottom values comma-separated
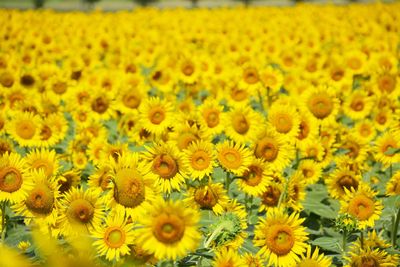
(0, 3, 400, 267)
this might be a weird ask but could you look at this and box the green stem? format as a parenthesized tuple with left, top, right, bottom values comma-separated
(360, 230, 364, 249)
(389, 164, 393, 179)
(392, 207, 400, 247)
(225, 172, 231, 194)
(1, 201, 6, 243)
(204, 224, 224, 248)
(342, 229, 348, 254)
(257, 89, 265, 114)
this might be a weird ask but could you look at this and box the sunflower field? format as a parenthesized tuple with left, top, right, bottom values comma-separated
(0, 2, 400, 267)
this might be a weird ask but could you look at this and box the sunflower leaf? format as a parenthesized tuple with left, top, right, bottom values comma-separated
(310, 237, 342, 254)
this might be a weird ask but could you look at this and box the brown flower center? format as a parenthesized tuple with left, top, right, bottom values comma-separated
(16, 119, 36, 140)
(243, 67, 259, 84)
(91, 96, 109, 114)
(297, 120, 309, 140)
(243, 165, 263, 186)
(348, 194, 375, 221)
(52, 82, 67, 95)
(378, 74, 396, 93)
(152, 154, 178, 179)
(148, 106, 165, 125)
(67, 199, 94, 224)
(273, 114, 292, 134)
(104, 227, 126, 248)
(0, 71, 14, 88)
(26, 184, 54, 214)
(218, 148, 242, 170)
(203, 109, 220, 128)
(307, 93, 333, 119)
(337, 175, 359, 194)
(122, 92, 141, 109)
(194, 186, 218, 208)
(0, 167, 23, 193)
(182, 61, 195, 76)
(255, 137, 278, 162)
(232, 113, 249, 134)
(153, 214, 185, 244)
(114, 169, 145, 208)
(191, 150, 211, 171)
(350, 97, 365, 112)
(266, 225, 295, 256)
(262, 185, 281, 207)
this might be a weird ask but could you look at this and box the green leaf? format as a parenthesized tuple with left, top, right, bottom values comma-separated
(310, 237, 342, 254)
(384, 147, 400, 156)
(303, 201, 338, 219)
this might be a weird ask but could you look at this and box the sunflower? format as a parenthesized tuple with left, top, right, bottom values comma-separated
(88, 90, 116, 121)
(326, 168, 361, 200)
(373, 108, 394, 132)
(142, 142, 187, 194)
(6, 111, 41, 147)
(386, 171, 400, 196)
(339, 134, 369, 164)
(374, 132, 400, 167)
(339, 184, 383, 230)
(342, 90, 373, 121)
(139, 97, 174, 137)
(115, 81, 145, 114)
(136, 199, 201, 260)
(38, 113, 68, 148)
(185, 183, 229, 215)
(286, 173, 307, 212)
(167, 121, 208, 151)
(223, 105, 263, 145)
(254, 209, 308, 267)
(198, 98, 225, 137)
(295, 159, 322, 184)
(183, 140, 216, 180)
(216, 140, 252, 176)
(268, 103, 300, 139)
(253, 129, 295, 172)
(344, 247, 399, 267)
(212, 247, 247, 267)
(301, 85, 339, 126)
(25, 148, 59, 178)
(92, 211, 136, 262)
(57, 187, 104, 237)
(106, 152, 158, 220)
(12, 169, 60, 228)
(344, 50, 367, 75)
(237, 157, 271, 196)
(354, 120, 377, 142)
(87, 165, 113, 192)
(258, 182, 284, 213)
(0, 137, 14, 156)
(57, 169, 81, 194)
(0, 152, 33, 203)
(296, 245, 332, 267)
(295, 113, 319, 148)
(259, 65, 283, 94)
(243, 253, 265, 267)
(349, 230, 391, 252)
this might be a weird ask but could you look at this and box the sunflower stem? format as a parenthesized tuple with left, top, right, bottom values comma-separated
(389, 164, 393, 179)
(392, 206, 400, 247)
(342, 229, 348, 254)
(257, 89, 265, 114)
(360, 230, 364, 250)
(225, 172, 231, 194)
(1, 201, 6, 243)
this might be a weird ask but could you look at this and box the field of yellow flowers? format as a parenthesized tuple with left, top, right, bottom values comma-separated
(0, 3, 400, 266)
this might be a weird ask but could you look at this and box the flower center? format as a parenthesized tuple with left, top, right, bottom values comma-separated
(152, 154, 178, 179)
(20, 74, 35, 87)
(378, 74, 396, 93)
(0, 167, 23, 193)
(194, 186, 218, 208)
(148, 107, 165, 125)
(262, 186, 281, 207)
(204, 109, 220, 128)
(218, 148, 242, 170)
(232, 114, 249, 134)
(52, 82, 67, 95)
(176, 132, 198, 150)
(337, 175, 359, 193)
(297, 120, 309, 140)
(230, 87, 247, 101)
(243, 165, 263, 186)
(153, 214, 185, 244)
(182, 62, 195, 76)
(255, 137, 278, 162)
(16, 120, 36, 140)
(0, 71, 14, 88)
(122, 92, 141, 109)
(191, 150, 211, 171)
(274, 114, 292, 134)
(330, 68, 344, 81)
(348, 195, 375, 221)
(266, 225, 295, 256)
(243, 67, 259, 84)
(31, 159, 53, 177)
(360, 256, 379, 267)
(25, 184, 54, 214)
(40, 125, 52, 141)
(104, 227, 126, 249)
(91, 96, 109, 114)
(307, 93, 333, 119)
(114, 169, 145, 208)
(347, 57, 361, 70)
(67, 199, 94, 224)
(350, 98, 365, 112)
